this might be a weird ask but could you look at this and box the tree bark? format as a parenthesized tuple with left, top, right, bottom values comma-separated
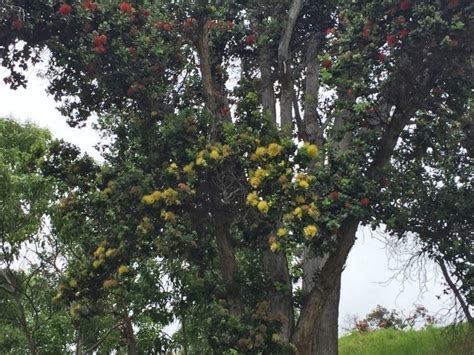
(278, 0, 303, 132)
(292, 218, 359, 354)
(262, 248, 294, 339)
(123, 309, 138, 355)
(215, 223, 243, 315)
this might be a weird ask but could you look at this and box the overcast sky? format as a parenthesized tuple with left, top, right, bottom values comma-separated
(0, 66, 454, 334)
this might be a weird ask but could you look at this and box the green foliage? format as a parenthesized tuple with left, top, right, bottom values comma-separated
(339, 324, 474, 355)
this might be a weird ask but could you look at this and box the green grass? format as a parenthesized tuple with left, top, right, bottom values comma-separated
(339, 324, 474, 355)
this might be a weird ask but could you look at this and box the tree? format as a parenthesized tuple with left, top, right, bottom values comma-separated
(379, 111, 473, 323)
(1, 1, 472, 353)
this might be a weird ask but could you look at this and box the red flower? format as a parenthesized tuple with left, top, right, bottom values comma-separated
(142, 9, 151, 17)
(119, 2, 133, 13)
(399, 29, 409, 39)
(386, 34, 398, 46)
(58, 3, 72, 15)
(93, 45, 106, 54)
(128, 47, 137, 56)
(127, 87, 135, 97)
(226, 20, 234, 30)
(400, 0, 410, 11)
(245, 33, 256, 46)
(183, 18, 195, 28)
(378, 52, 386, 62)
(11, 19, 24, 30)
(93, 34, 107, 47)
(83, 0, 97, 11)
(322, 59, 333, 69)
(360, 198, 370, 207)
(329, 191, 340, 201)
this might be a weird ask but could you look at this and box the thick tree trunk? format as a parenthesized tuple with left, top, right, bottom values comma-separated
(302, 248, 341, 355)
(312, 275, 341, 355)
(263, 249, 294, 338)
(215, 223, 243, 315)
(292, 218, 359, 354)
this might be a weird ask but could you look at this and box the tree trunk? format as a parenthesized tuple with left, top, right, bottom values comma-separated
(263, 249, 294, 338)
(312, 275, 341, 355)
(123, 310, 138, 355)
(302, 248, 341, 355)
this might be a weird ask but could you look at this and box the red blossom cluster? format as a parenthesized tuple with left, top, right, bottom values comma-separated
(93, 34, 107, 54)
(83, 0, 98, 11)
(58, 3, 72, 16)
(119, 2, 133, 13)
(245, 33, 256, 46)
(155, 21, 174, 31)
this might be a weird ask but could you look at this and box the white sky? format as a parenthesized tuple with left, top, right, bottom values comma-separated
(0, 66, 455, 334)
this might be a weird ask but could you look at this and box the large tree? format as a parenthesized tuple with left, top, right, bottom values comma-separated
(1, 0, 472, 353)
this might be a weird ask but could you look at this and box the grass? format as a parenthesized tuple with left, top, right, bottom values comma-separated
(339, 324, 474, 355)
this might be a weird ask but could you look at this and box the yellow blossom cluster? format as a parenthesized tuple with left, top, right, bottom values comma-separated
(162, 210, 176, 223)
(303, 224, 318, 239)
(118, 265, 129, 275)
(251, 142, 283, 160)
(302, 142, 319, 158)
(167, 162, 179, 174)
(246, 191, 269, 214)
(137, 216, 154, 235)
(249, 167, 270, 188)
(194, 144, 231, 167)
(296, 173, 311, 189)
(142, 187, 179, 206)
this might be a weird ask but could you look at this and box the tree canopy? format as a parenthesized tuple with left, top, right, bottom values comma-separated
(0, 0, 472, 353)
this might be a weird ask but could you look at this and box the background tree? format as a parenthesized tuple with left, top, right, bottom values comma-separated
(1, 1, 472, 354)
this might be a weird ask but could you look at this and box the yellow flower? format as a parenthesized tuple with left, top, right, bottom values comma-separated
(162, 210, 176, 223)
(277, 228, 287, 237)
(210, 149, 220, 160)
(196, 156, 207, 166)
(167, 163, 178, 174)
(118, 265, 129, 275)
(142, 194, 155, 205)
(69, 279, 78, 288)
(305, 143, 319, 158)
(103, 279, 118, 288)
(270, 241, 280, 252)
(255, 168, 268, 179)
(137, 217, 153, 234)
(105, 248, 118, 257)
(257, 200, 269, 214)
(246, 191, 259, 206)
(93, 246, 106, 257)
(283, 212, 293, 222)
(254, 146, 267, 158)
(249, 176, 261, 188)
(163, 188, 178, 205)
(294, 207, 303, 219)
(92, 259, 103, 269)
(303, 224, 318, 239)
(151, 191, 162, 201)
(296, 173, 310, 189)
(183, 163, 194, 174)
(295, 195, 305, 204)
(267, 143, 282, 157)
(307, 204, 320, 218)
(299, 180, 309, 189)
(222, 145, 231, 157)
